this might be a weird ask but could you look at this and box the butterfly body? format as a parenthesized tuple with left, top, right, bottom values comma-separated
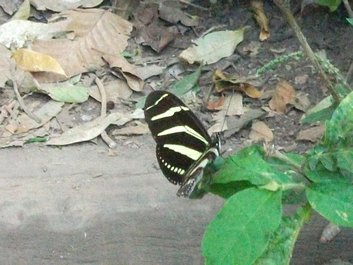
(144, 91, 220, 197)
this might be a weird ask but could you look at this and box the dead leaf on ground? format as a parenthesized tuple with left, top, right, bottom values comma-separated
(207, 95, 225, 111)
(249, 120, 273, 142)
(89, 79, 133, 102)
(269, 80, 295, 114)
(179, 28, 246, 65)
(296, 124, 324, 142)
(135, 4, 179, 53)
(12, 0, 30, 20)
(291, 91, 311, 112)
(46, 112, 130, 146)
(12, 48, 66, 76)
(213, 69, 262, 98)
(4, 99, 64, 134)
(251, 0, 270, 41)
(38, 82, 89, 103)
(30, 0, 104, 12)
(32, 9, 133, 83)
(225, 93, 244, 116)
(158, 1, 199, 27)
(112, 121, 149, 136)
(224, 109, 265, 138)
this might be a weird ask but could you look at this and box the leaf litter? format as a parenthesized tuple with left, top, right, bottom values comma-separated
(0, 0, 328, 153)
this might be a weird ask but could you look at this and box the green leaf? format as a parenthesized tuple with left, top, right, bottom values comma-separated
(202, 188, 282, 265)
(135, 68, 201, 109)
(315, 0, 342, 11)
(301, 96, 334, 124)
(254, 204, 311, 265)
(38, 83, 89, 103)
(169, 67, 201, 96)
(325, 90, 353, 147)
(213, 145, 293, 186)
(306, 180, 353, 227)
(348, 18, 353, 26)
(209, 181, 253, 199)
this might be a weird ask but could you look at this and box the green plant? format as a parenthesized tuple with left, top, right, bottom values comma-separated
(194, 86, 353, 265)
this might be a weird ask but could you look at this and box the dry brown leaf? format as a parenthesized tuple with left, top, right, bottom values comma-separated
(296, 125, 324, 142)
(213, 69, 262, 98)
(30, 0, 104, 12)
(12, 48, 66, 76)
(12, 0, 30, 20)
(269, 80, 295, 114)
(226, 93, 244, 116)
(249, 120, 273, 142)
(239, 83, 262, 99)
(251, 0, 270, 41)
(103, 54, 144, 91)
(89, 79, 133, 102)
(207, 95, 225, 111)
(32, 9, 133, 83)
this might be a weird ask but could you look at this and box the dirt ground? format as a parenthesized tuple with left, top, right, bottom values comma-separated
(1, 0, 353, 264)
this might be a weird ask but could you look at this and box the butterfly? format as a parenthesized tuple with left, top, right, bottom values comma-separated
(144, 90, 220, 197)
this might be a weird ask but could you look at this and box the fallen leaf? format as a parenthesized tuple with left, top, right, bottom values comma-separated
(291, 91, 311, 112)
(14, 100, 64, 134)
(30, 0, 104, 12)
(249, 120, 273, 142)
(0, 19, 68, 48)
(224, 109, 265, 138)
(134, 64, 165, 80)
(46, 112, 130, 146)
(38, 82, 89, 103)
(207, 95, 225, 111)
(135, 4, 179, 52)
(179, 28, 246, 65)
(296, 125, 324, 142)
(112, 122, 149, 135)
(89, 79, 133, 102)
(225, 93, 244, 116)
(269, 80, 295, 114)
(251, 0, 270, 41)
(213, 69, 262, 98)
(12, 48, 66, 76)
(208, 118, 228, 134)
(159, 0, 199, 27)
(32, 9, 133, 82)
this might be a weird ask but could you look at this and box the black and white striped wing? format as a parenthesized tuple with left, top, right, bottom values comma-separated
(144, 91, 214, 185)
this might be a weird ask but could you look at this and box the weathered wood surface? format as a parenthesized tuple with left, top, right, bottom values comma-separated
(0, 144, 352, 265)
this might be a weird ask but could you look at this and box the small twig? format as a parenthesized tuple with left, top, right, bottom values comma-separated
(346, 60, 353, 83)
(343, 0, 353, 18)
(95, 77, 117, 149)
(12, 79, 41, 123)
(273, 0, 341, 104)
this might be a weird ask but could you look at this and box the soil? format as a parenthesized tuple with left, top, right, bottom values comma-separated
(1, 1, 353, 265)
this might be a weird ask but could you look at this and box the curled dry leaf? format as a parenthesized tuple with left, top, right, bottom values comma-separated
(12, 48, 66, 76)
(251, 0, 270, 41)
(207, 95, 225, 111)
(179, 28, 246, 65)
(89, 79, 133, 102)
(249, 120, 273, 142)
(269, 80, 295, 114)
(213, 69, 262, 98)
(112, 122, 149, 136)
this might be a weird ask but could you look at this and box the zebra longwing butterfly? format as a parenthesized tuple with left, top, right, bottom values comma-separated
(144, 90, 220, 197)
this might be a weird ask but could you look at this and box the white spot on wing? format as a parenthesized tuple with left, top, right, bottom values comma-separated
(145, 93, 169, 110)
